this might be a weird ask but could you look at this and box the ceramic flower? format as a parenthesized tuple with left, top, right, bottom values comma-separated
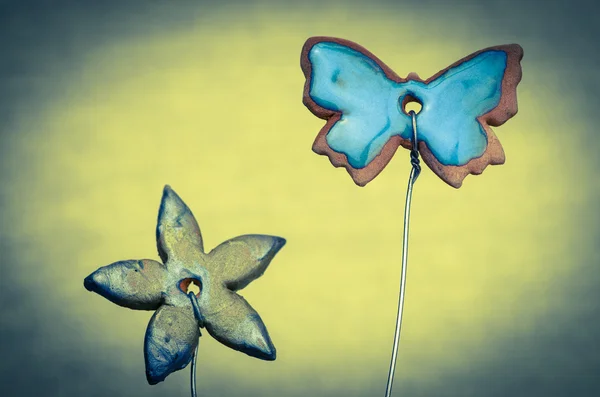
(84, 185, 286, 384)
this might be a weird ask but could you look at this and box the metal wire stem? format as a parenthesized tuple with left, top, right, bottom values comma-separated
(190, 344, 199, 397)
(384, 110, 421, 397)
(188, 292, 203, 397)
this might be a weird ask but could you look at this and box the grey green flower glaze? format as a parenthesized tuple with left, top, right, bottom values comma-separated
(84, 185, 285, 385)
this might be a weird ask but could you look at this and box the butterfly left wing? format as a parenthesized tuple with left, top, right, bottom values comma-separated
(301, 37, 413, 186)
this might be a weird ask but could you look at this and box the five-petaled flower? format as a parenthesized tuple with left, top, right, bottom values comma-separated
(84, 185, 286, 384)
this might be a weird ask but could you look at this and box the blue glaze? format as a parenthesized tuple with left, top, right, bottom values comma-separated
(308, 42, 507, 167)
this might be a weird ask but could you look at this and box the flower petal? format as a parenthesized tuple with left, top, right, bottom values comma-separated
(156, 185, 204, 264)
(84, 259, 166, 310)
(207, 235, 285, 291)
(203, 288, 276, 360)
(144, 304, 200, 385)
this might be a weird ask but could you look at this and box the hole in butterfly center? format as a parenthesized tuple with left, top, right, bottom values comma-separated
(180, 278, 202, 297)
(401, 94, 423, 115)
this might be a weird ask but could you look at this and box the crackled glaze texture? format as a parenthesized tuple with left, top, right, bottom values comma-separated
(301, 37, 523, 188)
(84, 185, 286, 385)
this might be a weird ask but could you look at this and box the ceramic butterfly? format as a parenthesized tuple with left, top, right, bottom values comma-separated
(301, 37, 524, 188)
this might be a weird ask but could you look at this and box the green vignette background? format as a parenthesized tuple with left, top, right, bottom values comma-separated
(0, 1, 598, 397)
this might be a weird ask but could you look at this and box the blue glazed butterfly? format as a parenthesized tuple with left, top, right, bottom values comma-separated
(301, 37, 523, 188)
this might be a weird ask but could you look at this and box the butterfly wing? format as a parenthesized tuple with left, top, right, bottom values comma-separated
(414, 44, 524, 187)
(301, 37, 413, 186)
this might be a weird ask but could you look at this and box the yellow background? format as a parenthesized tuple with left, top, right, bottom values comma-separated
(1, 1, 597, 396)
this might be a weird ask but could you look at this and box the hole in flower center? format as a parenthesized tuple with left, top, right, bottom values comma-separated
(180, 278, 202, 297)
(400, 94, 423, 115)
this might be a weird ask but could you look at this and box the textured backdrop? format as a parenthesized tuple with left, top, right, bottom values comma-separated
(1, 0, 598, 396)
